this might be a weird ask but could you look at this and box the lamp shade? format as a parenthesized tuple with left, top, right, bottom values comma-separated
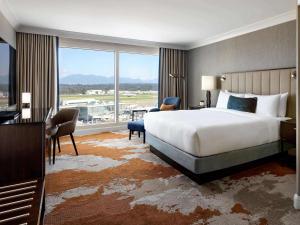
(201, 76, 216, 90)
(22, 92, 31, 104)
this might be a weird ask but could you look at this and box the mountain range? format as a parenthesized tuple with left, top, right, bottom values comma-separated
(0, 76, 8, 84)
(60, 74, 157, 85)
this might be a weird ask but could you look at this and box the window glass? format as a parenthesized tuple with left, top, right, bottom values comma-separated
(119, 52, 158, 122)
(59, 47, 115, 125)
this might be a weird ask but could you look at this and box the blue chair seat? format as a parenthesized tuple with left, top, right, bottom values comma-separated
(127, 119, 145, 143)
(127, 119, 145, 132)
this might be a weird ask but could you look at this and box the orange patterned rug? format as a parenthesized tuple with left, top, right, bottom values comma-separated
(45, 132, 299, 225)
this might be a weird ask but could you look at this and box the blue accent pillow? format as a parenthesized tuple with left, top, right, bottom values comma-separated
(227, 95, 257, 113)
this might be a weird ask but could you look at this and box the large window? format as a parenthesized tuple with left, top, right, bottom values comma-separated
(0, 42, 10, 109)
(59, 48, 115, 125)
(119, 53, 158, 122)
(59, 46, 158, 127)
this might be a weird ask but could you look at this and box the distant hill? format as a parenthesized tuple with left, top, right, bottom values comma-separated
(60, 74, 157, 85)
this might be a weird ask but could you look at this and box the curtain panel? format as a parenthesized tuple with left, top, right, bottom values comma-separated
(16, 32, 57, 110)
(159, 48, 188, 109)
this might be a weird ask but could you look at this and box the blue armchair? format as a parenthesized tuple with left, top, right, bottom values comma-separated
(149, 97, 181, 112)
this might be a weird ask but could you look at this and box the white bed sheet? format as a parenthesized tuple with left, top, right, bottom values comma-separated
(144, 108, 285, 157)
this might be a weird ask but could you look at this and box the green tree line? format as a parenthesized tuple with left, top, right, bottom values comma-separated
(59, 83, 158, 95)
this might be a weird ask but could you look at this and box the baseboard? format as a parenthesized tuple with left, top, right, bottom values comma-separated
(294, 194, 300, 209)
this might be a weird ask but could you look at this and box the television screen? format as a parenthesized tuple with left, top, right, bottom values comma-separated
(0, 37, 16, 110)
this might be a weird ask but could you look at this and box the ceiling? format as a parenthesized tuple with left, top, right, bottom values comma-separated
(0, 0, 297, 49)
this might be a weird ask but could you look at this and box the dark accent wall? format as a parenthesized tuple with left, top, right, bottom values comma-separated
(188, 21, 296, 106)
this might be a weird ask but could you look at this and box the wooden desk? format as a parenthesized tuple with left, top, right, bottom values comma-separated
(0, 108, 52, 225)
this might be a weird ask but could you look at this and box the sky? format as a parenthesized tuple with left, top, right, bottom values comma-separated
(0, 43, 9, 80)
(59, 47, 159, 81)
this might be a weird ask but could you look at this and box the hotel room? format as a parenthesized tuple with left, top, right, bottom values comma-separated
(0, 0, 300, 224)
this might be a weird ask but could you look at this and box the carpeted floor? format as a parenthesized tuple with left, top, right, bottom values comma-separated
(45, 132, 300, 225)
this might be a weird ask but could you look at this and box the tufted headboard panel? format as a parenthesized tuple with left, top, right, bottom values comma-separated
(220, 68, 296, 118)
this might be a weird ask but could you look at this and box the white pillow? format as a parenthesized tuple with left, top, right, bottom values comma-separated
(245, 94, 281, 117)
(216, 91, 229, 108)
(216, 91, 245, 109)
(279, 93, 288, 117)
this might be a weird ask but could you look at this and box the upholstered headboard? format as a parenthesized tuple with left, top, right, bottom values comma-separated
(220, 68, 296, 118)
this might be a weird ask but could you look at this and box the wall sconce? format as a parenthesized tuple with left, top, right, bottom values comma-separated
(220, 76, 226, 82)
(291, 71, 297, 79)
(169, 73, 185, 79)
(169, 73, 185, 97)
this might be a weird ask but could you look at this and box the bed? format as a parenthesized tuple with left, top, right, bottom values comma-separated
(144, 68, 296, 174)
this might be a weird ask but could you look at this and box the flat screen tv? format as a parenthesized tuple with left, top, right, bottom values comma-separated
(0, 37, 16, 110)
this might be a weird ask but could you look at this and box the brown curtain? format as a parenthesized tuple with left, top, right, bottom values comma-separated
(16, 32, 57, 110)
(159, 48, 188, 109)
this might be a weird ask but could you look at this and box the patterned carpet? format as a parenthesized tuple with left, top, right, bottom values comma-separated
(45, 132, 300, 225)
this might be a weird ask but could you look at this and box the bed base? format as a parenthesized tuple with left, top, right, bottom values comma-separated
(146, 132, 282, 175)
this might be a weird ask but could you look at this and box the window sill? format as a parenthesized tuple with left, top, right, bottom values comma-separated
(74, 122, 128, 135)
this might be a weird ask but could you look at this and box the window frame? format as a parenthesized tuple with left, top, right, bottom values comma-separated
(58, 38, 159, 132)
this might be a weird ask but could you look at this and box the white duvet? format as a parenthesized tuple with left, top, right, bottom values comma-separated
(144, 108, 284, 157)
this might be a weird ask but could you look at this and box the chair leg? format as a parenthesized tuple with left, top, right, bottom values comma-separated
(143, 132, 146, 144)
(57, 137, 61, 153)
(70, 133, 79, 156)
(52, 137, 56, 164)
(138, 131, 140, 138)
(129, 130, 132, 140)
(47, 138, 51, 165)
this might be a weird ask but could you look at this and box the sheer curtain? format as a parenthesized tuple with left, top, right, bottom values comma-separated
(159, 48, 188, 109)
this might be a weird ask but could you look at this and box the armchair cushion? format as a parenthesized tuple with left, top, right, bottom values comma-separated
(162, 97, 181, 110)
(149, 97, 181, 112)
(128, 119, 145, 132)
(57, 121, 77, 137)
(160, 104, 175, 111)
(49, 108, 79, 138)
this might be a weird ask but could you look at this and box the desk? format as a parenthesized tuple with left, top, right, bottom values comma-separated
(0, 108, 52, 225)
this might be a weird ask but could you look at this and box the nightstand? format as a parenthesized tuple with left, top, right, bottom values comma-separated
(280, 119, 296, 167)
(188, 105, 206, 110)
(280, 119, 296, 148)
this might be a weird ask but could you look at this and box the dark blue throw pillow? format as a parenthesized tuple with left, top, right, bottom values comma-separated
(227, 95, 257, 113)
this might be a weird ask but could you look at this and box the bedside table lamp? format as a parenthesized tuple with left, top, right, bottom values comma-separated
(201, 76, 216, 108)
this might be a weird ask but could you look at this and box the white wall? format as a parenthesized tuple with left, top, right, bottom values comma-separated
(0, 9, 16, 48)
